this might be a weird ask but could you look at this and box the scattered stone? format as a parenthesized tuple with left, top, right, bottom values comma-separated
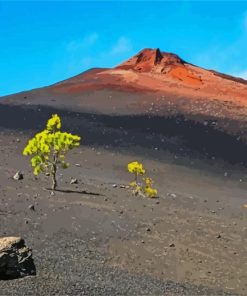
(13, 171, 23, 181)
(224, 172, 228, 177)
(70, 178, 78, 185)
(146, 228, 151, 232)
(0, 237, 36, 279)
(45, 172, 50, 176)
(50, 191, 55, 196)
(217, 234, 221, 239)
(169, 243, 175, 248)
(168, 193, 177, 198)
(75, 163, 81, 167)
(28, 205, 35, 211)
(112, 184, 117, 188)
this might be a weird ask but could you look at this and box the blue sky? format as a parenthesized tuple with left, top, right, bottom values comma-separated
(1, 1, 247, 96)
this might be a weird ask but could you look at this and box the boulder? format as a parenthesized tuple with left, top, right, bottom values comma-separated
(0, 237, 36, 279)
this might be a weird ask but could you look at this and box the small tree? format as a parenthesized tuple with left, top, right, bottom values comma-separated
(23, 114, 80, 191)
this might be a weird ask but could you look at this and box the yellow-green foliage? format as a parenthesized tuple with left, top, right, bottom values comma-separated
(23, 114, 80, 190)
(127, 161, 158, 198)
(128, 161, 145, 180)
(143, 177, 158, 198)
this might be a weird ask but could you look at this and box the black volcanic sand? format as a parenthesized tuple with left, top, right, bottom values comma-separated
(0, 103, 247, 295)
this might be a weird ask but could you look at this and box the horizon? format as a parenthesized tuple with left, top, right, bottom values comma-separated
(1, 1, 247, 96)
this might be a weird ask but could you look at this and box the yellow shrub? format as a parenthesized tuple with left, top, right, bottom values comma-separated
(23, 114, 80, 190)
(144, 186, 158, 198)
(127, 162, 158, 198)
(127, 161, 145, 175)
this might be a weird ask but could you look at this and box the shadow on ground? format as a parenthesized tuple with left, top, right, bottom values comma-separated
(0, 103, 247, 166)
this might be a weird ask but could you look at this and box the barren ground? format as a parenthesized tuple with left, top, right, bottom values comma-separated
(0, 104, 247, 295)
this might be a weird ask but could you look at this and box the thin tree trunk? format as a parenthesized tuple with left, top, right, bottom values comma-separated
(51, 163, 57, 191)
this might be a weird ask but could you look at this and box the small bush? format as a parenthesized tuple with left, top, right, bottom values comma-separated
(127, 161, 158, 198)
(23, 114, 80, 190)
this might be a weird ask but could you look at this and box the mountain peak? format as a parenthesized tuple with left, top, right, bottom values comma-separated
(116, 48, 185, 73)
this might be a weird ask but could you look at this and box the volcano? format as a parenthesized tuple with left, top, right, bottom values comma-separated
(2, 48, 247, 115)
(1, 48, 247, 156)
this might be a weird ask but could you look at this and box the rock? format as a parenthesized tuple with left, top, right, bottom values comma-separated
(28, 205, 35, 211)
(112, 184, 117, 188)
(168, 193, 177, 198)
(169, 243, 175, 248)
(75, 163, 81, 167)
(13, 171, 23, 181)
(70, 178, 78, 185)
(0, 237, 36, 279)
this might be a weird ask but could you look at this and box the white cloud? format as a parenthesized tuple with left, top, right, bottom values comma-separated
(59, 34, 134, 76)
(66, 33, 99, 52)
(110, 37, 133, 56)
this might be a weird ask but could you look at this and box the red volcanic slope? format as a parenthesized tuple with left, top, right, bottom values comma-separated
(51, 48, 247, 106)
(116, 48, 202, 85)
(2, 48, 247, 126)
(116, 48, 185, 72)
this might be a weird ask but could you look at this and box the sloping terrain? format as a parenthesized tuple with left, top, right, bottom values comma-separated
(1, 49, 247, 295)
(2, 48, 247, 138)
(1, 48, 247, 164)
